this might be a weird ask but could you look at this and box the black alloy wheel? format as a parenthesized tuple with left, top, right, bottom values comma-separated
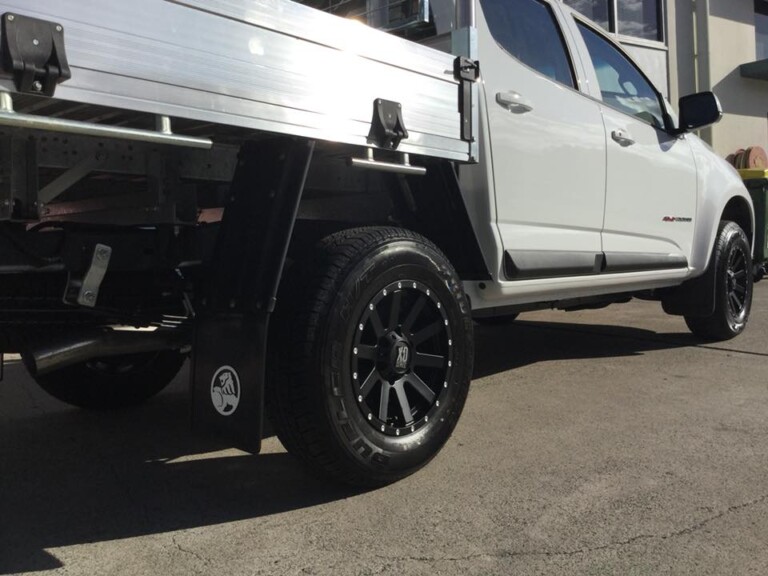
(351, 279, 453, 437)
(267, 227, 473, 486)
(686, 220, 753, 340)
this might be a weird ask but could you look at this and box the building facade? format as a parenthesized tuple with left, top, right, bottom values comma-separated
(566, 0, 768, 157)
(563, 0, 670, 100)
(669, 0, 768, 156)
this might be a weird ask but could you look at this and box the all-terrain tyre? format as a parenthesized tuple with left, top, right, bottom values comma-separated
(27, 350, 186, 410)
(267, 227, 473, 486)
(685, 221, 753, 341)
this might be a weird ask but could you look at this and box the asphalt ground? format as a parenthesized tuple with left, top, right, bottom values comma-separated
(1, 284, 768, 575)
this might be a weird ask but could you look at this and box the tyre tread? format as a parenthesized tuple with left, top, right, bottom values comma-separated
(266, 226, 463, 486)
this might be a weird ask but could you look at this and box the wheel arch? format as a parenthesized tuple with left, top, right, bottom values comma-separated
(663, 197, 755, 318)
(692, 191, 755, 275)
(687, 137, 755, 275)
(398, 159, 492, 281)
(721, 196, 754, 248)
(662, 136, 756, 319)
(294, 151, 492, 282)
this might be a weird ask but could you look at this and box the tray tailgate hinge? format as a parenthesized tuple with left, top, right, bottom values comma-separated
(453, 56, 479, 143)
(2, 13, 71, 97)
(367, 99, 408, 150)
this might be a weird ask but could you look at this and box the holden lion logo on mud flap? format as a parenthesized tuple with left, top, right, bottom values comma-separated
(210, 365, 240, 416)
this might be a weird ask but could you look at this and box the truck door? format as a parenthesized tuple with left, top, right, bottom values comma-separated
(477, 0, 607, 280)
(571, 19, 697, 272)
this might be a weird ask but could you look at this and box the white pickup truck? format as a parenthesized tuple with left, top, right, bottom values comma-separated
(0, 0, 761, 486)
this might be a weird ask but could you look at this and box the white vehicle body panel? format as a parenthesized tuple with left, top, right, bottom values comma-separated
(600, 109, 698, 259)
(464, 267, 690, 308)
(476, 0, 606, 257)
(686, 136, 756, 272)
(562, 16, 699, 266)
(465, 0, 753, 310)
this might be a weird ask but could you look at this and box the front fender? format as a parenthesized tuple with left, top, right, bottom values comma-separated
(688, 135, 754, 276)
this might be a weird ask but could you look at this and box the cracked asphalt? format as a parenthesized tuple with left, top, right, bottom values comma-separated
(2, 285, 768, 575)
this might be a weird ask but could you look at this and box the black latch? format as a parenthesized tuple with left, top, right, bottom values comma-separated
(2, 13, 71, 97)
(454, 56, 479, 83)
(453, 56, 479, 143)
(367, 99, 408, 150)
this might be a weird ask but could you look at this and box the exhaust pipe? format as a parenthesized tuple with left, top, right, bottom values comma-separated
(25, 328, 190, 376)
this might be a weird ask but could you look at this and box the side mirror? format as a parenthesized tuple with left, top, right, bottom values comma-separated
(677, 91, 723, 133)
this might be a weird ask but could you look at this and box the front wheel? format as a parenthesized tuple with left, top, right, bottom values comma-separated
(267, 227, 473, 486)
(685, 221, 753, 341)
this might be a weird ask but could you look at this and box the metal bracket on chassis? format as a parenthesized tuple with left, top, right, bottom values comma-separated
(191, 137, 315, 453)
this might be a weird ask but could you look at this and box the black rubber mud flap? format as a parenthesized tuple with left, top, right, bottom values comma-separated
(662, 261, 716, 317)
(191, 313, 266, 452)
(190, 137, 315, 453)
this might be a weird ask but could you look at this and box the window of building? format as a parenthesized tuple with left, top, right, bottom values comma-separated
(618, 0, 660, 40)
(480, 0, 575, 88)
(563, 0, 663, 42)
(756, 0, 768, 60)
(561, 0, 611, 30)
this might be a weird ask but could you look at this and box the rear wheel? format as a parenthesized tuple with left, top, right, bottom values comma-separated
(685, 221, 753, 340)
(267, 227, 473, 486)
(26, 350, 186, 410)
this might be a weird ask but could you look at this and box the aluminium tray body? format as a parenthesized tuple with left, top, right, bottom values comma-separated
(0, 0, 472, 161)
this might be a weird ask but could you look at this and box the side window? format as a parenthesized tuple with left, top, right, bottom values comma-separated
(480, 0, 575, 88)
(576, 22, 665, 128)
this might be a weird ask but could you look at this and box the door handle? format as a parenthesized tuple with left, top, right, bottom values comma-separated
(496, 91, 533, 114)
(611, 129, 635, 147)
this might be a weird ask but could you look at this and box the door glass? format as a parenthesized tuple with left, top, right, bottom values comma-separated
(577, 22, 665, 128)
(480, 0, 575, 88)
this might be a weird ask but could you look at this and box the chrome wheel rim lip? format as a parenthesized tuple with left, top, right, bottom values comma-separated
(351, 280, 453, 437)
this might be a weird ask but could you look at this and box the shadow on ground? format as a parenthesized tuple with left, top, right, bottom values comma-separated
(0, 381, 367, 574)
(472, 318, 701, 379)
(0, 319, 702, 573)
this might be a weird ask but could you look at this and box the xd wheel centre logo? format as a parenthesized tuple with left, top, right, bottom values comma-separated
(210, 365, 240, 416)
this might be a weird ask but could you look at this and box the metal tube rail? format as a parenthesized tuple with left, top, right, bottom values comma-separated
(0, 92, 212, 150)
(348, 148, 428, 175)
